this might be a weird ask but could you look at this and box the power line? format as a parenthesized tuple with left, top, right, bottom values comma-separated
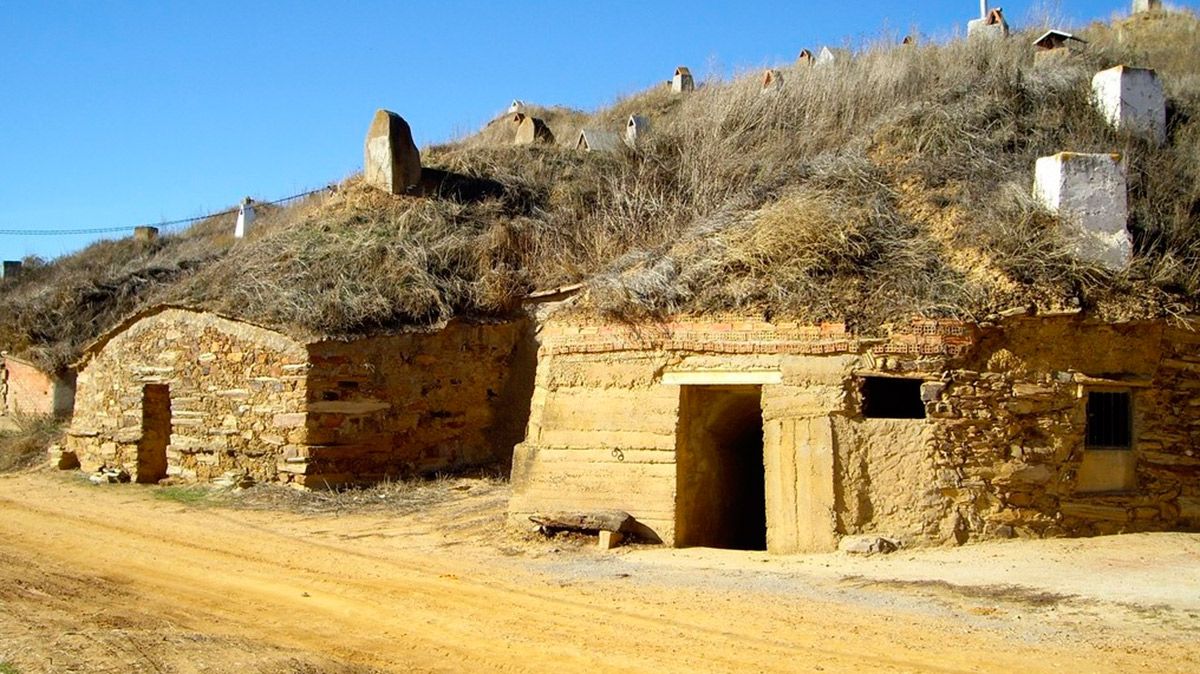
(0, 186, 332, 237)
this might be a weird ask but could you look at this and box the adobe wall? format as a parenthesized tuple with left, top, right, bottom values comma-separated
(67, 309, 309, 483)
(510, 315, 1200, 552)
(2, 356, 74, 418)
(283, 320, 529, 487)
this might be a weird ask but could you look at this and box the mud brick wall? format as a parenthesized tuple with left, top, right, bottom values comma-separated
(2, 356, 74, 417)
(512, 316, 967, 549)
(283, 321, 528, 488)
(67, 309, 309, 483)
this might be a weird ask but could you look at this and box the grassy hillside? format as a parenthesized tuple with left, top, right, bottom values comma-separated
(2, 9, 1198, 372)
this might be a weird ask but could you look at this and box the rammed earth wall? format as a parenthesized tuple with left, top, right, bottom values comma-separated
(509, 314, 1200, 552)
(68, 308, 528, 486)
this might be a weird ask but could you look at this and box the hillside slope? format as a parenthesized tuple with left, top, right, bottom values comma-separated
(2, 10, 1198, 372)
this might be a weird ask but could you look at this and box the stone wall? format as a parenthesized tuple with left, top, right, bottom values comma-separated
(281, 321, 529, 487)
(510, 314, 1200, 552)
(67, 309, 310, 483)
(68, 309, 531, 488)
(928, 317, 1200, 541)
(2, 356, 75, 418)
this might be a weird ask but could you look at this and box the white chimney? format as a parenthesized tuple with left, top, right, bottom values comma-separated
(235, 197, 256, 239)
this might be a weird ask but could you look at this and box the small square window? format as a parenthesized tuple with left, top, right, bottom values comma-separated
(1085, 391, 1132, 449)
(861, 377, 926, 419)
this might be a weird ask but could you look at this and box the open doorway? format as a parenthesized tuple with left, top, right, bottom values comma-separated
(138, 384, 171, 484)
(675, 385, 766, 550)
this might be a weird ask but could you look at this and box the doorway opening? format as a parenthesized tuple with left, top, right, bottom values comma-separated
(138, 384, 171, 484)
(675, 385, 766, 550)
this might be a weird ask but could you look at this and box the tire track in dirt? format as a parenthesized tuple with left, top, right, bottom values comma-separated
(0, 475, 1189, 673)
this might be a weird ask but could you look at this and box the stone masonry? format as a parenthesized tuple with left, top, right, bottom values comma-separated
(67, 307, 528, 487)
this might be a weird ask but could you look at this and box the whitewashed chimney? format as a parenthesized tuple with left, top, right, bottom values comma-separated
(234, 197, 256, 239)
(625, 115, 649, 149)
(761, 69, 784, 93)
(1033, 152, 1130, 269)
(672, 66, 694, 93)
(1092, 65, 1167, 145)
(507, 99, 525, 114)
(1133, 0, 1162, 13)
(1, 261, 21, 278)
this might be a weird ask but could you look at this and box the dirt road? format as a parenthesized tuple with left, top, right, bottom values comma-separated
(0, 471, 1197, 673)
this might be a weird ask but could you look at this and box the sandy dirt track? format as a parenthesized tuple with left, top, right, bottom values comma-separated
(0, 471, 1197, 673)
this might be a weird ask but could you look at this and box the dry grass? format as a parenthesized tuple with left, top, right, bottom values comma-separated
(1, 10, 1198, 367)
(0, 415, 63, 474)
(152, 469, 508, 516)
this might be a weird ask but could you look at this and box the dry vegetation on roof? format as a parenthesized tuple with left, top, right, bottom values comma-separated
(1, 11, 1198, 369)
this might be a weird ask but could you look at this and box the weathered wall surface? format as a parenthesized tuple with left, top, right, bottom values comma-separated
(511, 350, 682, 540)
(2, 356, 74, 418)
(285, 321, 528, 487)
(510, 314, 1200, 552)
(930, 317, 1200, 541)
(67, 309, 309, 483)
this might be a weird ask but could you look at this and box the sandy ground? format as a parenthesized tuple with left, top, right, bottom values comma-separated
(0, 470, 1197, 673)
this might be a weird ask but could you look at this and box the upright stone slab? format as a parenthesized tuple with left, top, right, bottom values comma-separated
(134, 226, 158, 242)
(1092, 66, 1167, 146)
(968, 8, 1009, 39)
(672, 66, 694, 93)
(363, 109, 422, 195)
(514, 116, 555, 145)
(1033, 152, 1130, 269)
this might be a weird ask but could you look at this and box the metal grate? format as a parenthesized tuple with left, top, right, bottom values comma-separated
(1085, 391, 1132, 449)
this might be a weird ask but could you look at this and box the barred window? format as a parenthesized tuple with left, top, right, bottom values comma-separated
(1085, 391, 1132, 449)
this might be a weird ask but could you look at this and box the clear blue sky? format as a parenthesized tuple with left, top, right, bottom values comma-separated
(0, 0, 1189, 261)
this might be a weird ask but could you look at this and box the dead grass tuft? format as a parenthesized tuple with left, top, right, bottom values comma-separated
(0, 415, 63, 474)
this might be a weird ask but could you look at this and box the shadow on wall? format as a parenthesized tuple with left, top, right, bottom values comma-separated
(490, 317, 539, 475)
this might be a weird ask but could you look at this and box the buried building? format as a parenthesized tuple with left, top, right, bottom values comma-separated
(65, 306, 531, 487)
(509, 312, 1200, 552)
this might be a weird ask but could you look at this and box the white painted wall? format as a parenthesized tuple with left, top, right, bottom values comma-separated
(1034, 153, 1130, 270)
(1092, 66, 1167, 146)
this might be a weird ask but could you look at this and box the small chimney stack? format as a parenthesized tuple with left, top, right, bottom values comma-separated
(235, 197, 256, 239)
(134, 226, 159, 242)
(2, 261, 22, 278)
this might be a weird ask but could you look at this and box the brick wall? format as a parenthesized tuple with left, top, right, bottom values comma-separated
(2, 357, 74, 417)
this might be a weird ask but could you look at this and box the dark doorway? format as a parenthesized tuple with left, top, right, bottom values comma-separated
(675, 385, 766, 550)
(138, 384, 171, 484)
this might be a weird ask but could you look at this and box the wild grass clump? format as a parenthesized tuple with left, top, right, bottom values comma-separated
(0, 415, 63, 474)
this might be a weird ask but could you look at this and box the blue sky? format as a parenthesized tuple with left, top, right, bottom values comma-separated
(0, 0, 1190, 261)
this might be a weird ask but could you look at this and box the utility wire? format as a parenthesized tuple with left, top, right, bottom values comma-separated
(0, 186, 332, 236)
